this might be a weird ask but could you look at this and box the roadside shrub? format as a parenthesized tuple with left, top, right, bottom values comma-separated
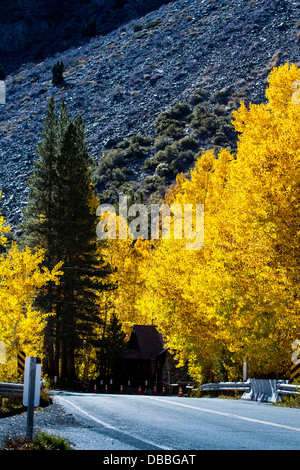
(1, 431, 73, 450)
(39, 390, 53, 407)
(0, 397, 24, 417)
(279, 394, 300, 408)
(32, 431, 73, 450)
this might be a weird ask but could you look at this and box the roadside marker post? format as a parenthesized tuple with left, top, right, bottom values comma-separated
(17, 351, 26, 376)
(291, 340, 300, 381)
(23, 357, 41, 441)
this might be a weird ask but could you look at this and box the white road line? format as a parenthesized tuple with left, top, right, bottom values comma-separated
(55, 395, 173, 450)
(148, 396, 300, 432)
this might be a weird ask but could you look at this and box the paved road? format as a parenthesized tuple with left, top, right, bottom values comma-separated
(44, 392, 300, 451)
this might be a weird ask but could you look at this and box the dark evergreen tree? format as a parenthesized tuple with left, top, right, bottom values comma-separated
(96, 313, 126, 379)
(52, 60, 64, 85)
(22, 97, 60, 377)
(22, 98, 107, 387)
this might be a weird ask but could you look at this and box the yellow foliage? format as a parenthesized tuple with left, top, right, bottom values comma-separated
(0, 239, 63, 381)
(137, 63, 300, 382)
(99, 64, 300, 383)
(98, 213, 152, 335)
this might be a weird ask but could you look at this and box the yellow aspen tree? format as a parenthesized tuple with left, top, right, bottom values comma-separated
(98, 212, 152, 333)
(138, 149, 234, 382)
(220, 62, 300, 378)
(139, 63, 300, 381)
(91, 64, 300, 383)
(0, 242, 62, 381)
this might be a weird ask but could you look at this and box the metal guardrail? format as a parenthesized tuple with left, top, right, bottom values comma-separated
(277, 383, 300, 396)
(200, 381, 251, 392)
(200, 380, 300, 397)
(0, 381, 23, 397)
(1, 380, 299, 399)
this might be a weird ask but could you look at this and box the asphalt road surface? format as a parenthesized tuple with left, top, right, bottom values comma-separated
(43, 391, 300, 451)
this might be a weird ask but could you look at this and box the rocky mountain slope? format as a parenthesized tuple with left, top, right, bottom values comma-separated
(0, 0, 173, 76)
(1, 0, 300, 228)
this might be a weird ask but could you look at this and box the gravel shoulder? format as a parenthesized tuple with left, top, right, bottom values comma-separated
(0, 402, 79, 449)
(0, 399, 137, 450)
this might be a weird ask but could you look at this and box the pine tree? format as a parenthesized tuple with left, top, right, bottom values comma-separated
(52, 61, 64, 85)
(22, 98, 107, 386)
(22, 97, 60, 377)
(22, 97, 58, 250)
(96, 312, 126, 379)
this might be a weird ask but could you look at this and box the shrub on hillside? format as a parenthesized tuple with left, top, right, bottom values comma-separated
(154, 103, 192, 138)
(52, 60, 64, 85)
(189, 88, 208, 104)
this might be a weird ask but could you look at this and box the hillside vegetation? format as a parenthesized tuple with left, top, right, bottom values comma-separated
(0, 0, 300, 227)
